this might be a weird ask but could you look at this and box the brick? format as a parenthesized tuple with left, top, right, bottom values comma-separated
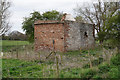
(34, 20, 95, 52)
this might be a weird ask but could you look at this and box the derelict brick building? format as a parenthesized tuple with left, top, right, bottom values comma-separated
(34, 20, 95, 52)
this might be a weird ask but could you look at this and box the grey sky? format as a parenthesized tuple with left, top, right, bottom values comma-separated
(9, 0, 92, 33)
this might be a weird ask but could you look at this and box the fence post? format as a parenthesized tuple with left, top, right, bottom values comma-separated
(56, 56, 59, 78)
(16, 48, 18, 59)
(88, 50, 92, 68)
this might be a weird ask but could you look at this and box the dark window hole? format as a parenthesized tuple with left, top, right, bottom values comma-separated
(61, 37, 63, 39)
(84, 32, 88, 37)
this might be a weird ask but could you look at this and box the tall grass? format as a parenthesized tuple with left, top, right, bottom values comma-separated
(2, 40, 119, 78)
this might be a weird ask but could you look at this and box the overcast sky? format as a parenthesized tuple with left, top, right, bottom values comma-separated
(9, 0, 96, 33)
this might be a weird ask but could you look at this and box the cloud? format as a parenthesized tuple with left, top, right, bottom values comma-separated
(10, 0, 91, 33)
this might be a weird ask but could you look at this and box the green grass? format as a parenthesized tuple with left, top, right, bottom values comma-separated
(2, 59, 45, 78)
(2, 59, 61, 78)
(1, 40, 119, 78)
(0, 59, 1, 79)
(2, 59, 82, 78)
(1, 40, 30, 52)
(64, 46, 102, 56)
(2, 40, 29, 46)
(2, 54, 119, 78)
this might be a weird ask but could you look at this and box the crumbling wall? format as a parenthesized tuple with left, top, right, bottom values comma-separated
(34, 21, 65, 52)
(64, 21, 95, 51)
(34, 20, 95, 52)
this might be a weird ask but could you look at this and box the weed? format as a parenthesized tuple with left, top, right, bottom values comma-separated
(98, 62, 110, 74)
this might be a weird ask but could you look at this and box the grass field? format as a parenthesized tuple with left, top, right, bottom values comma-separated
(2, 54, 119, 78)
(2, 40, 29, 46)
(2, 59, 46, 78)
(1, 40, 119, 78)
(1, 40, 30, 52)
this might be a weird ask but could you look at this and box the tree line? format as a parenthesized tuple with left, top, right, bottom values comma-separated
(22, 10, 63, 42)
(2, 31, 28, 41)
(0, 0, 120, 52)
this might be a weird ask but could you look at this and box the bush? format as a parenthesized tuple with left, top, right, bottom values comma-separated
(98, 62, 110, 73)
(92, 57, 104, 66)
(108, 54, 120, 78)
(83, 57, 104, 69)
(60, 71, 78, 78)
(110, 54, 120, 66)
(80, 68, 97, 78)
(92, 75, 102, 79)
(59, 68, 81, 78)
(83, 64, 90, 68)
(108, 67, 119, 78)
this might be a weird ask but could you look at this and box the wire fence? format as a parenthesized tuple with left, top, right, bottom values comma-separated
(1, 40, 118, 78)
(2, 52, 61, 78)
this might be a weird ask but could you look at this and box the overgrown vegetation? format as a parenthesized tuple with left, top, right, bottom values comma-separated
(2, 40, 119, 78)
(2, 51, 119, 78)
(1, 1, 120, 79)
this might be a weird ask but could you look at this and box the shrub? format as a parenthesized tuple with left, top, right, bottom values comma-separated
(110, 54, 120, 66)
(108, 67, 119, 78)
(60, 71, 75, 78)
(9, 71, 20, 76)
(83, 64, 90, 68)
(98, 62, 110, 74)
(80, 68, 97, 79)
(108, 54, 120, 78)
(59, 68, 81, 78)
(92, 57, 104, 66)
(83, 57, 104, 69)
(92, 75, 102, 79)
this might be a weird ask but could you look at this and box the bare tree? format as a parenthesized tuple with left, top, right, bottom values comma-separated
(0, 0, 11, 35)
(74, 0, 119, 43)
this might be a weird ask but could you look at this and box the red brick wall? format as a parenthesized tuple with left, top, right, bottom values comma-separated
(34, 23, 65, 52)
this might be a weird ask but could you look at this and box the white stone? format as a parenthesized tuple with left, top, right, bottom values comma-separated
(65, 14, 76, 21)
